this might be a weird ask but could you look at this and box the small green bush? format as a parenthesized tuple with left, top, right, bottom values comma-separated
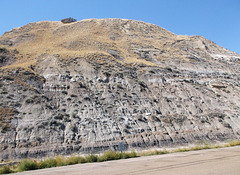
(55, 155, 66, 166)
(38, 158, 57, 169)
(66, 155, 79, 165)
(97, 151, 138, 162)
(228, 140, 240, 146)
(120, 152, 130, 159)
(36, 161, 46, 169)
(77, 156, 87, 164)
(98, 151, 121, 162)
(119, 151, 137, 159)
(0, 166, 12, 174)
(156, 150, 168, 155)
(176, 147, 189, 152)
(85, 154, 98, 163)
(18, 159, 38, 172)
(127, 151, 137, 158)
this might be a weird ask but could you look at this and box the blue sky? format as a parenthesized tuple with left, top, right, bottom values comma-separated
(1, 0, 240, 53)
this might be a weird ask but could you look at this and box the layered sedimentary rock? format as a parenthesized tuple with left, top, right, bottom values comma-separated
(0, 19, 240, 160)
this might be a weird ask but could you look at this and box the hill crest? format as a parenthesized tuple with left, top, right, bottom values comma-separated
(1, 18, 238, 71)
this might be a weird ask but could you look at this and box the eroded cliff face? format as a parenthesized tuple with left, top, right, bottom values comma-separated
(0, 19, 240, 160)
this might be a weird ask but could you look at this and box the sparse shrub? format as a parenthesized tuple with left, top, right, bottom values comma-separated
(18, 159, 38, 172)
(66, 155, 79, 165)
(98, 151, 121, 162)
(177, 147, 189, 152)
(228, 140, 240, 146)
(61, 17, 77, 24)
(55, 155, 66, 166)
(38, 156, 67, 169)
(120, 151, 137, 159)
(97, 151, 137, 162)
(77, 156, 87, 163)
(138, 149, 167, 157)
(85, 154, 98, 163)
(120, 152, 129, 159)
(38, 158, 57, 169)
(44, 158, 57, 168)
(127, 151, 137, 158)
(0, 166, 12, 174)
(155, 149, 168, 155)
(38, 160, 48, 169)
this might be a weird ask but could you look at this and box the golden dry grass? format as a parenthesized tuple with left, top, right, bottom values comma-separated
(0, 19, 193, 69)
(1, 140, 239, 174)
(137, 140, 240, 157)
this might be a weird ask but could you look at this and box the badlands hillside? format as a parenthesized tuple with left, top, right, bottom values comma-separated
(0, 18, 240, 160)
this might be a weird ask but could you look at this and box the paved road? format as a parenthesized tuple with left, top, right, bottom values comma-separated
(13, 146, 240, 175)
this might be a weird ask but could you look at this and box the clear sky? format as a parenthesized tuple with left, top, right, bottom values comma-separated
(1, 0, 240, 54)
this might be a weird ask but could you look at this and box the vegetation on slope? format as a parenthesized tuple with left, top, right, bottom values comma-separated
(0, 141, 239, 174)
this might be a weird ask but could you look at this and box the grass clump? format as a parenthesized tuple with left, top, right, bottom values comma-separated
(227, 140, 240, 147)
(77, 156, 87, 164)
(85, 154, 98, 163)
(0, 166, 12, 174)
(18, 159, 38, 172)
(38, 158, 58, 169)
(97, 151, 137, 162)
(137, 149, 168, 157)
(137, 140, 240, 158)
(55, 155, 66, 166)
(1, 140, 239, 174)
(120, 151, 137, 159)
(98, 151, 121, 162)
(153, 149, 168, 155)
(66, 155, 79, 165)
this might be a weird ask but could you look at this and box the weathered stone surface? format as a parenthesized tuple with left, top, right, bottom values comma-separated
(0, 47, 16, 67)
(0, 19, 239, 160)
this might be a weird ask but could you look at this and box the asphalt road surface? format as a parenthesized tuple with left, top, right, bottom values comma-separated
(13, 146, 240, 175)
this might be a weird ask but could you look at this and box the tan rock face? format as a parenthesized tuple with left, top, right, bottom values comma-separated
(0, 19, 239, 160)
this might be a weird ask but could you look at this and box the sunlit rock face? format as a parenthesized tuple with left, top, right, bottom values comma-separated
(0, 19, 240, 160)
